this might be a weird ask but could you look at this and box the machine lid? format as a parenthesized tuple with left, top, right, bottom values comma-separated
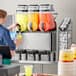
(28, 4, 39, 12)
(16, 10, 28, 12)
(39, 4, 55, 12)
(17, 5, 28, 11)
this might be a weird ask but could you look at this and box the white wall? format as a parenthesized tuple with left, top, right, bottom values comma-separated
(0, 0, 76, 42)
(55, 0, 76, 43)
(0, 0, 54, 14)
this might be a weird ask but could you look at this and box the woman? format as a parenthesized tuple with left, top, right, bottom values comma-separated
(0, 9, 21, 57)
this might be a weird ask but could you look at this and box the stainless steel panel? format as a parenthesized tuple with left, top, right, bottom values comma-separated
(19, 32, 51, 51)
(14, 53, 19, 60)
(33, 64, 42, 73)
(18, 61, 58, 74)
(41, 55, 48, 61)
(28, 54, 34, 61)
(51, 31, 56, 51)
(22, 54, 26, 60)
(43, 62, 58, 74)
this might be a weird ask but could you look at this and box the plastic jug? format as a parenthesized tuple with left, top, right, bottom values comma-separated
(71, 44, 76, 59)
(28, 5, 39, 31)
(16, 5, 28, 32)
(24, 65, 33, 76)
(58, 49, 75, 76)
(39, 4, 55, 32)
(59, 49, 74, 62)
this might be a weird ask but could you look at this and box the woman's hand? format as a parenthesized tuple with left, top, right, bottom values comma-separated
(8, 24, 17, 30)
(10, 51, 16, 57)
(71, 44, 76, 48)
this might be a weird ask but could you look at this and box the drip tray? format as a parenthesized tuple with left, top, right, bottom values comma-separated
(16, 50, 52, 61)
(20, 73, 57, 76)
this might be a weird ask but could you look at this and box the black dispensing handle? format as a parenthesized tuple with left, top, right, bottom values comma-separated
(38, 51, 41, 61)
(19, 51, 22, 60)
(16, 24, 21, 32)
(33, 52, 36, 61)
(48, 52, 51, 61)
(53, 52, 56, 61)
